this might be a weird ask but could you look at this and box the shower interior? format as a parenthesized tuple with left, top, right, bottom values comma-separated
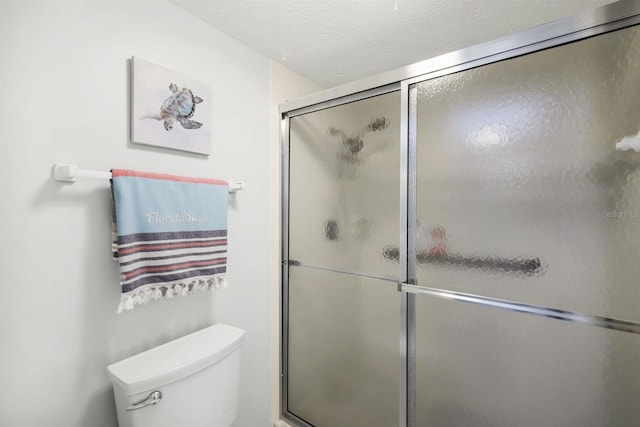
(282, 4, 640, 426)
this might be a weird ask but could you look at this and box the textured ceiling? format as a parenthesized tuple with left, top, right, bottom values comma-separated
(171, 0, 614, 89)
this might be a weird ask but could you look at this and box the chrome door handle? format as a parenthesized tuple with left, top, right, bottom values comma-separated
(126, 390, 162, 411)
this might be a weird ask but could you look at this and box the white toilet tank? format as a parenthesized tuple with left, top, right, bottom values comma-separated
(108, 323, 245, 427)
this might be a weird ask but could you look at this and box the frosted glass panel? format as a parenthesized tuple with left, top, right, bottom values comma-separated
(415, 296, 640, 426)
(414, 26, 640, 321)
(287, 267, 399, 426)
(289, 91, 401, 279)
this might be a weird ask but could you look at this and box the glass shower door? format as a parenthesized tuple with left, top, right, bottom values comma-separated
(285, 90, 402, 426)
(411, 25, 640, 426)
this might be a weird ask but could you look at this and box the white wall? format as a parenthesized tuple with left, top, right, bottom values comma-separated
(0, 1, 270, 426)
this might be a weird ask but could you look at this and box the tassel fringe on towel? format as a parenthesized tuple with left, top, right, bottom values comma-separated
(117, 276, 228, 313)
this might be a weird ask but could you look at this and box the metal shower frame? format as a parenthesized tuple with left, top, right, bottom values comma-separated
(279, 1, 640, 426)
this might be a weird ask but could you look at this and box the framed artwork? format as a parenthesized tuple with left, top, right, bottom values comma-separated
(130, 56, 212, 155)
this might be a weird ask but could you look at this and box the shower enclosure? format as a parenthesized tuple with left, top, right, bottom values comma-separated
(281, 1, 640, 426)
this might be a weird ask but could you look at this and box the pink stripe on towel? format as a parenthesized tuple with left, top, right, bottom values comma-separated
(112, 169, 228, 186)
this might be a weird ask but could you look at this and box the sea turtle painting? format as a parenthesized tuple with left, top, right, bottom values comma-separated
(143, 83, 204, 131)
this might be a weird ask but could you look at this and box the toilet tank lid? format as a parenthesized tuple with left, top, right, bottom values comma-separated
(107, 323, 245, 396)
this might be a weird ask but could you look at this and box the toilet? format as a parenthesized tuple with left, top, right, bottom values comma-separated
(107, 323, 245, 427)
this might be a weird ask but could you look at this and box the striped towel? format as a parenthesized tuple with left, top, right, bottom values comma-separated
(111, 169, 228, 312)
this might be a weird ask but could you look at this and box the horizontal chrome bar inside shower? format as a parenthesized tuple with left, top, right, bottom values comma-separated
(398, 283, 640, 335)
(286, 260, 400, 284)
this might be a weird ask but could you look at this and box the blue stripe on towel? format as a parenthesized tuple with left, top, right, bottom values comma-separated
(112, 176, 228, 235)
(117, 229, 227, 244)
(118, 249, 227, 267)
